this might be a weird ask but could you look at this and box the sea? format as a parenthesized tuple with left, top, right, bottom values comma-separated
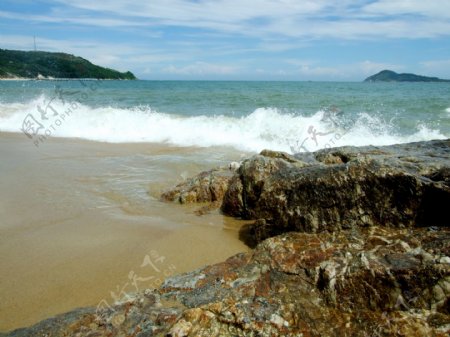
(0, 80, 449, 152)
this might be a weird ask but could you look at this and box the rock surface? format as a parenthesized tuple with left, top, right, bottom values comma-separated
(161, 167, 233, 205)
(222, 139, 450, 243)
(3, 227, 449, 336)
(161, 166, 237, 215)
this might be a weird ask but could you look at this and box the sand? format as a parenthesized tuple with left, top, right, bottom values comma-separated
(0, 132, 251, 332)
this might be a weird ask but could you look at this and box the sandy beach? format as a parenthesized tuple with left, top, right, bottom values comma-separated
(0, 132, 250, 331)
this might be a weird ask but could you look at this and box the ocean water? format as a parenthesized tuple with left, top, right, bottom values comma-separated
(0, 80, 449, 153)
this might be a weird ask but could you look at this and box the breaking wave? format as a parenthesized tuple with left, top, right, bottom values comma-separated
(0, 95, 446, 153)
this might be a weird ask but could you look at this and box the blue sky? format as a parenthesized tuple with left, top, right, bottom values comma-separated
(1, 0, 450, 80)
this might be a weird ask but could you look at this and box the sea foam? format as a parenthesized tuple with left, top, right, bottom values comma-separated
(0, 95, 446, 153)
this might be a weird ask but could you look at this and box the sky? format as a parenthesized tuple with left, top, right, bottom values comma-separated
(1, 0, 450, 81)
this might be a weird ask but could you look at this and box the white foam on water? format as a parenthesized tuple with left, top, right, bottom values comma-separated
(0, 95, 447, 153)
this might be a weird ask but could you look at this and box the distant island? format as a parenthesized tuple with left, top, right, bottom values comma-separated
(364, 70, 450, 82)
(0, 49, 136, 80)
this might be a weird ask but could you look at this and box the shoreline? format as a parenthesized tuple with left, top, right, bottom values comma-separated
(0, 78, 127, 81)
(0, 132, 250, 332)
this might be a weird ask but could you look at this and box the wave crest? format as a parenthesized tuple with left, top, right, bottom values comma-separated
(0, 95, 446, 153)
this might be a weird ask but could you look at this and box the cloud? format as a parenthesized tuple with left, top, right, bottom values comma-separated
(0, 9, 148, 27)
(262, 16, 450, 40)
(2, 1, 450, 80)
(363, 0, 450, 19)
(420, 59, 450, 69)
(419, 59, 450, 77)
(0, 34, 181, 72)
(55, 0, 327, 25)
(357, 60, 404, 76)
(298, 65, 340, 78)
(15, 1, 450, 40)
(162, 62, 239, 76)
(286, 59, 404, 80)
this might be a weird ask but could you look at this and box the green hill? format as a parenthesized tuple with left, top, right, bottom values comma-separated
(364, 70, 449, 82)
(0, 49, 136, 80)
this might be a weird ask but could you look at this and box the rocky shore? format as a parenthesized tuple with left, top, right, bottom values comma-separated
(3, 139, 449, 337)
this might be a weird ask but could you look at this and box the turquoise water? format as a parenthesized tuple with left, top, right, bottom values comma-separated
(0, 80, 449, 152)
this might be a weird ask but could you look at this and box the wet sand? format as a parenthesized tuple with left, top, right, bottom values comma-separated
(0, 132, 251, 332)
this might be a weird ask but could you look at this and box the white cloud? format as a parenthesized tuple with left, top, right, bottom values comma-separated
(357, 60, 404, 76)
(286, 59, 404, 80)
(162, 62, 239, 76)
(40, 1, 450, 40)
(0, 10, 148, 27)
(263, 16, 450, 40)
(0, 34, 181, 73)
(256, 40, 308, 52)
(419, 59, 450, 78)
(55, 0, 327, 24)
(420, 59, 450, 69)
(298, 65, 340, 78)
(363, 0, 450, 19)
(3, 1, 450, 80)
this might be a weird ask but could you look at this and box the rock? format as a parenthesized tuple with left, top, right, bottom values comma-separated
(228, 161, 241, 171)
(168, 319, 192, 337)
(5, 227, 449, 337)
(2, 290, 185, 337)
(161, 167, 233, 205)
(222, 139, 450, 243)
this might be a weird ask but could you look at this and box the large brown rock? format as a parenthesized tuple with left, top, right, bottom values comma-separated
(161, 168, 233, 204)
(222, 140, 450, 242)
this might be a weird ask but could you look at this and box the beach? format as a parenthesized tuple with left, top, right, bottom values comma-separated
(1, 135, 448, 336)
(0, 79, 449, 333)
(0, 132, 250, 331)
(2, 0, 450, 334)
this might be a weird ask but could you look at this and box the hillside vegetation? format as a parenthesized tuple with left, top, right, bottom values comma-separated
(0, 49, 136, 80)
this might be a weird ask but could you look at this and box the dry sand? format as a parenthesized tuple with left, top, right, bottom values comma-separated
(0, 132, 250, 332)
